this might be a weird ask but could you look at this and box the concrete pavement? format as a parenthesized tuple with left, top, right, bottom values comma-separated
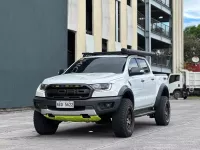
(1, 100, 200, 150)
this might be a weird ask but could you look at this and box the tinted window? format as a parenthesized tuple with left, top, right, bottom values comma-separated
(128, 58, 139, 70)
(137, 58, 150, 73)
(169, 75, 180, 84)
(65, 57, 127, 74)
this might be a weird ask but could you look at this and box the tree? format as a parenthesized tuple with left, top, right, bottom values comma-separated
(184, 25, 200, 63)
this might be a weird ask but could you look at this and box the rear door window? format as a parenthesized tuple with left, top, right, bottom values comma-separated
(137, 58, 150, 73)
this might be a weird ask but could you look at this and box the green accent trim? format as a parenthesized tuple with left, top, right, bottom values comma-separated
(44, 115, 101, 122)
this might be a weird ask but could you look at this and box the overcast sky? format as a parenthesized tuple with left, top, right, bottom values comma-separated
(184, 0, 200, 28)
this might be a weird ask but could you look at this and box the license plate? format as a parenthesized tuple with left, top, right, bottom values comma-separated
(56, 101, 74, 108)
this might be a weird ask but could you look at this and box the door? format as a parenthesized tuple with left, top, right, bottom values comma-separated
(128, 58, 146, 110)
(137, 58, 156, 107)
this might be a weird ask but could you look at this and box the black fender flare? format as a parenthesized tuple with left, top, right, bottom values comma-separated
(118, 85, 134, 107)
(154, 83, 169, 109)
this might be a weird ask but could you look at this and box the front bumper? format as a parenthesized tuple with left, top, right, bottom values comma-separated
(33, 96, 121, 117)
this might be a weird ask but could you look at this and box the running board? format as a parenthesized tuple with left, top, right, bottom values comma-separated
(134, 107, 155, 118)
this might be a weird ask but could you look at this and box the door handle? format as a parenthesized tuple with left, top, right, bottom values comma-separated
(141, 79, 145, 82)
(151, 78, 155, 81)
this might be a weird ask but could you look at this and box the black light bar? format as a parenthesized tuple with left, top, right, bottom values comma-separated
(121, 48, 157, 57)
(82, 48, 158, 57)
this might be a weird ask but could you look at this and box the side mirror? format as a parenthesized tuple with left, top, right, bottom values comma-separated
(58, 69, 65, 75)
(129, 68, 144, 76)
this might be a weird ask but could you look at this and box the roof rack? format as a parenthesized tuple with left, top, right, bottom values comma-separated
(82, 48, 158, 57)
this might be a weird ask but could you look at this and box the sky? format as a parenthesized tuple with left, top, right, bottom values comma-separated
(184, 0, 200, 28)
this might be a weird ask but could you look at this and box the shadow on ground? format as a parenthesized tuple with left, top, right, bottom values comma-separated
(46, 120, 158, 138)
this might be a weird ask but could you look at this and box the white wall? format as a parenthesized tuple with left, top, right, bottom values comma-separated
(86, 34, 95, 53)
(102, 0, 110, 40)
(115, 42, 121, 51)
(68, 0, 78, 31)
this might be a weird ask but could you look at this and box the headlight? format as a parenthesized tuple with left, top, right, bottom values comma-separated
(90, 83, 112, 90)
(40, 84, 48, 90)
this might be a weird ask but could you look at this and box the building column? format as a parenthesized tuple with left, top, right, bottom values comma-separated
(108, 0, 116, 51)
(93, 0, 102, 52)
(120, 0, 127, 49)
(132, 0, 138, 49)
(76, 0, 86, 60)
(145, 0, 151, 64)
(172, 0, 184, 73)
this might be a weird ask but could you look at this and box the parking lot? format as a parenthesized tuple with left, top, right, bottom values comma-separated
(1, 100, 200, 150)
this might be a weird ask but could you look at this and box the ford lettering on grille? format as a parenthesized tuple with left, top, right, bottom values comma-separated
(45, 84, 92, 100)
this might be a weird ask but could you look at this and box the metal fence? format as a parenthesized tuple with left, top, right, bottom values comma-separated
(151, 18, 172, 38)
(151, 49, 172, 68)
(138, 46, 145, 51)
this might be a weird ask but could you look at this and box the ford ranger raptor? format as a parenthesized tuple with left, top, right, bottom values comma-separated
(33, 49, 170, 138)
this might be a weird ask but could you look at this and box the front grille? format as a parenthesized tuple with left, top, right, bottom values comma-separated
(45, 84, 93, 100)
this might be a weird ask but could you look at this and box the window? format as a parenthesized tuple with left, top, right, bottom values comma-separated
(128, 58, 139, 71)
(65, 57, 127, 74)
(102, 39, 108, 52)
(169, 75, 180, 84)
(127, 0, 131, 6)
(86, 0, 93, 35)
(137, 58, 150, 73)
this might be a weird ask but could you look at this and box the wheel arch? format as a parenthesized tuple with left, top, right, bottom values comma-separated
(118, 86, 135, 108)
(154, 84, 169, 109)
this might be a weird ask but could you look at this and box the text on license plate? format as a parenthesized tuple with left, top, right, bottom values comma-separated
(56, 101, 74, 108)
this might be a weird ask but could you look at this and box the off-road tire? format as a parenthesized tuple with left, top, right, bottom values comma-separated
(173, 90, 182, 100)
(33, 111, 60, 135)
(155, 96, 170, 126)
(112, 98, 134, 138)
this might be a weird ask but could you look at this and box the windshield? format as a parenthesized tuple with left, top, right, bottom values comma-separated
(65, 57, 127, 74)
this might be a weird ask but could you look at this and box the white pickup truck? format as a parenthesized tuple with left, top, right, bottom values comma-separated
(33, 49, 170, 138)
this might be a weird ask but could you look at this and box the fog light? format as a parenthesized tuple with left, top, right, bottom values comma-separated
(99, 102, 114, 110)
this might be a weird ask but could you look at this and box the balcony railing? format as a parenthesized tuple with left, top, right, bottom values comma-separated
(137, 11, 145, 30)
(138, 46, 145, 51)
(151, 18, 171, 38)
(151, 49, 172, 68)
(153, 0, 171, 8)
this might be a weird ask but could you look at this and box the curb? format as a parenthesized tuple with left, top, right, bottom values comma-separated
(0, 106, 33, 113)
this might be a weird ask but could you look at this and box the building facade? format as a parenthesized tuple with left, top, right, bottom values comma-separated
(67, 0, 184, 73)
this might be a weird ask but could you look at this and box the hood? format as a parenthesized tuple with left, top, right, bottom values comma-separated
(42, 73, 124, 84)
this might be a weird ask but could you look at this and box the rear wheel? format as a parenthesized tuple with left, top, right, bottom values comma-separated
(33, 111, 60, 135)
(112, 98, 134, 138)
(155, 96, 170, 126)
(173, 90, 182, 100)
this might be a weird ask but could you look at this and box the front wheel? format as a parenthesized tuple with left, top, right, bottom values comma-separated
(155, 96, 171, 126)
(33, 111, 60, 135)
(112, 98, 135, 138)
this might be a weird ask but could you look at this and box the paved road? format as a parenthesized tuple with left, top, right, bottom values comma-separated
(1, 100, 200, 150)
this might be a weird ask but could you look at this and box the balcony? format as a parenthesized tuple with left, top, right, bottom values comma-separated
(153, 0, 171, 9)
(151, 0, 171, 15)
(151, 18, 171, 39)
(137, 11, 172, 44)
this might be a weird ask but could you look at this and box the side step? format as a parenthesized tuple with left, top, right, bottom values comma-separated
(134, 107, 155, 118)
(135, 111, 155, 118)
